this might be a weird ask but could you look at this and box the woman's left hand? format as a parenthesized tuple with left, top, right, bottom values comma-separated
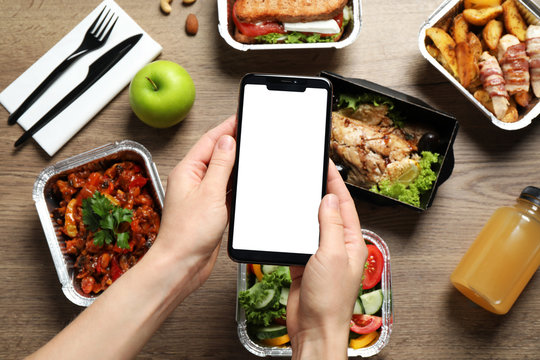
(155, 115, 237, 290)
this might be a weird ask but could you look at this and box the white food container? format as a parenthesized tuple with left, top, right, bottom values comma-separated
(218, 0, 362, 51)
(419, 0, 540, 130)
(236, 229, 393, 357)
(33, 140, 165, 306)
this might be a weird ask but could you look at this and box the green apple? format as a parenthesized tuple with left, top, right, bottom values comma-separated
(129, 60, 195, 128)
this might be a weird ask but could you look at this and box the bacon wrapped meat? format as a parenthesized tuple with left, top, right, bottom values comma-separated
(479, 51, 509, 120)
(526, 25, 540, 98)
(497, 35, 530, 97)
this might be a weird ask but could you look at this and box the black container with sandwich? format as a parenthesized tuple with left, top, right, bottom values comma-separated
(320, 71, 459, 211)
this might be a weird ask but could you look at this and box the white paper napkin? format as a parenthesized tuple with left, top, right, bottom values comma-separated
(0, 0, 162, 156)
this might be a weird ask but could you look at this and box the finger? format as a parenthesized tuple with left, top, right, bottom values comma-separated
(327, 160, 361, 239)
(201, 135, 236, 197)
(327, 161, 365, 267)
(176, 115, 236, 187)
(184, 115, 236, 165)
(318, 193, 346, 255)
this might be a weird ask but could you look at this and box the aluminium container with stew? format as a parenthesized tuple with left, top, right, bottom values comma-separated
(419, 0, 540, 130)
(236, 229, 393, 357)
(320, 71, 459, 211)
(217, 0, 362, 51)
(33, 140, 165, 307)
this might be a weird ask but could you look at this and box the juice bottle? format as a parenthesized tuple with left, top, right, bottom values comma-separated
(450, 186, 540, 315)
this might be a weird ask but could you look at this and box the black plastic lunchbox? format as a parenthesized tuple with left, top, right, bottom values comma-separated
(320, 71, 459, 211)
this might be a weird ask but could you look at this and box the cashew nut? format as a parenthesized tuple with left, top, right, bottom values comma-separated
(160, 0, 172, 14)
(183, 0, 197, 4)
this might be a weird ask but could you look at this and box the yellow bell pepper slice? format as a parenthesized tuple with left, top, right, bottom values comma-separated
(262, 333, 290, 346)
(103, 193, 120, 206)
(64, 198, 78, 237)
(349, 331, 379, 349)
(252, 264, 264, 282)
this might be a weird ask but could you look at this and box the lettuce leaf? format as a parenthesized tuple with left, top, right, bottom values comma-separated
(254, 31, 340, 44)
(370, 151, 440, 207)
(336, 92, 407, 128)
(238, 268, 290, 326)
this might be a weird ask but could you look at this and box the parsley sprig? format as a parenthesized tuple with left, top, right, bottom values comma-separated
(82, 191, 133, 249)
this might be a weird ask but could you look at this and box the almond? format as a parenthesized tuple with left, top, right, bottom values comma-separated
(185, 13, 198, 35)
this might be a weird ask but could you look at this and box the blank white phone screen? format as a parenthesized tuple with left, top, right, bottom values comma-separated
(232, 83, 329, 254)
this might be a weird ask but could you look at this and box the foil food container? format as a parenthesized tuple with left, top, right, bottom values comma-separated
(33, 140, 165, 307)
(320, 71, 459, 211)
(217, 0, 362, 51)
(236, 229, 393, 357)
(419, 0, 540, 130)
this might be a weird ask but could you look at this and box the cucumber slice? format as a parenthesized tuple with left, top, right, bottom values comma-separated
(279, 287, 289, 306)
(262, 265, 279, 274)
(254, 324, 288, 340)
(360, 289, 383, 315)
(254, 288, 276, 309)
(353, 298, 364, 314)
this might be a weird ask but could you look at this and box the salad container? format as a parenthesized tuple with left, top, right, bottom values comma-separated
(217, 0, 362, 51)
(419, 0, 540, 130)
(320, 71, 459, 211)
(33, 140, 165, 306)
(236, 229, 393, 357)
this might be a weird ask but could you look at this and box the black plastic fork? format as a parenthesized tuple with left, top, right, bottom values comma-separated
(8, 6, 118, 125)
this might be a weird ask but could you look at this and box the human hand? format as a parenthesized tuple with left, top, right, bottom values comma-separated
(152, 115, 236, 293)
(287, 161, 367, 360)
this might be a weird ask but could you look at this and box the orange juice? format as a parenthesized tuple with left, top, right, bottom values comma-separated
(451, 186, 540, 315)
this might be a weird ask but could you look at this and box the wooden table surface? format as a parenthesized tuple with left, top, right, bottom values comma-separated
(1, 0, 539, 359)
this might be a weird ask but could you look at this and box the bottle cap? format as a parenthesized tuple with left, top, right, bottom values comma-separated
(520, 186, 540, 207)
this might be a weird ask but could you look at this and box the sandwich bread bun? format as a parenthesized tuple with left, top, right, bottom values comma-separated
(235, 0, 348, 23)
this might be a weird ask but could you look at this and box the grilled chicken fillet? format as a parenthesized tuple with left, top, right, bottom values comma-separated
(330, 111, 417, 187)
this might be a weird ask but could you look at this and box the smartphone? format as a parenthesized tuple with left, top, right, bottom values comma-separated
(227, 74, 332, 265)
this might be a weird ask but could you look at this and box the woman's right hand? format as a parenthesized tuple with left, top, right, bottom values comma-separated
(286, 161, 367, 360)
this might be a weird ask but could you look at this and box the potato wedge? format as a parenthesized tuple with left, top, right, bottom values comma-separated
(514, 91, 531, 107)
(502, 105, 519, 122)
(502, 0, 527, 42)
(468, 32, 483, 61)
(474, 89, 495, 113)
(456, 42, 476, 88)
(464, 0, 501, 9)
(452, 14, 469, 44)
(468, 77, 483, 93)
(483, 20, 504, 50)
(426, 27, 458, 78)
(463, 6, 503, 26)
(426, 44, 440, 59)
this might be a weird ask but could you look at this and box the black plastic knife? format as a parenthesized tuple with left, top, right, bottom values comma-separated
(14, 33, 143, 147)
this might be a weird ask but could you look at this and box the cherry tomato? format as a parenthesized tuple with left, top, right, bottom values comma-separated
(321, 13, 343, 37)
(273, 316, 287, 326)
(232, 2, 285, 37)
(350, 314, 382, 334)
(362, 244, 383, 290)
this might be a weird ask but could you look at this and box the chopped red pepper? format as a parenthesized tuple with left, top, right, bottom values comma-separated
(129, 175, 147, 189)
(110, 256, 123, 281)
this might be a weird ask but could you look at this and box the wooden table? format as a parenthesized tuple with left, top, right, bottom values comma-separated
(1, 0, 539, 358)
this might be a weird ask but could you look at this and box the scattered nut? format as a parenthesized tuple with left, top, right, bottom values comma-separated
(183, 0, 197, 4)
(160, 0, 172, 14)
(185, 13, 198, 35)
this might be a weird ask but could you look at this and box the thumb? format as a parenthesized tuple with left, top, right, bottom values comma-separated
(201, 135, 236, 196)
(318, 193, 346, 255)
